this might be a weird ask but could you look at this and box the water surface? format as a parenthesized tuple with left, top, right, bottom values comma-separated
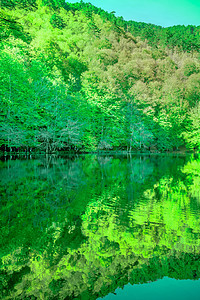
(0, 154, 200, 299)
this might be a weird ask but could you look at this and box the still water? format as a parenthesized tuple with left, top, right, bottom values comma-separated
(0, 154, 200, 299)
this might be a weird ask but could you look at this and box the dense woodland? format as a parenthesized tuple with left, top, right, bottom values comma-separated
(0, 0, 200, 153)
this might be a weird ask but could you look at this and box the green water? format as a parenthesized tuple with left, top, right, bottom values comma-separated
(0, 154, 200, 299)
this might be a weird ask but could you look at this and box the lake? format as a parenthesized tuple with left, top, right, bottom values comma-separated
(0, 154, 200, 299)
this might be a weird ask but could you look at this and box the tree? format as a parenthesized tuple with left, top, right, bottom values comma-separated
(42, 0, 65, 9)
(183, 103, 200, 150)
(0, 123, 26, 151)
(125, 103, 154, 151)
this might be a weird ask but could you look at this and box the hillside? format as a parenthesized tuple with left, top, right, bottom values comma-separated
(0, 0, 200, 152)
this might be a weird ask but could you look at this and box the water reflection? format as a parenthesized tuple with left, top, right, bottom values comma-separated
(101, 278, 200, 300)
(0, 154, 200, 299)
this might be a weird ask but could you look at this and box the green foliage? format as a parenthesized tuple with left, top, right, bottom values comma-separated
(0, 0, 65, 9)
(0, 0, 37, 9)
(0, 2, 199, 153)
(0, 10, 29, 42)
(42, 0, 65, 9)
(183, 103, 200, 150)
(50, 13, 65, 29)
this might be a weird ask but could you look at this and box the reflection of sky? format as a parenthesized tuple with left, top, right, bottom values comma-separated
(100, 277, 200, 300)
(67, 0, 200, 27)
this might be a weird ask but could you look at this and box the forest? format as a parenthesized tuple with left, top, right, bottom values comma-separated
(0, 0, 200, 153)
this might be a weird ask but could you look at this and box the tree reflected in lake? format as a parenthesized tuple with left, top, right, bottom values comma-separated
(0, 154, 200, 299)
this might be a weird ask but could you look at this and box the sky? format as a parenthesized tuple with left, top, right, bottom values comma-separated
(67, 0, 200, 27)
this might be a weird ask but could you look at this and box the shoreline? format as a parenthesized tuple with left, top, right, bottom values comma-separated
(0, 149, 197, 158)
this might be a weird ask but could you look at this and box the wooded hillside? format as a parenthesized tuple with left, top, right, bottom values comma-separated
(0, 0, 200, 152)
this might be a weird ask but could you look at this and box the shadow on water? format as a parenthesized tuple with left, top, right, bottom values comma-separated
(0, 154, 200, 299)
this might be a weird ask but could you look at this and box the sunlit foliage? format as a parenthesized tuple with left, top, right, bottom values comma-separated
(0, 1, 199, 153)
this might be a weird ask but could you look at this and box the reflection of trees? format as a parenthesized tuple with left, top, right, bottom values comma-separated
(128, 156, 154, 184)
(182, 156, 200, 206)
(1, 154, 200, 299)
